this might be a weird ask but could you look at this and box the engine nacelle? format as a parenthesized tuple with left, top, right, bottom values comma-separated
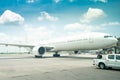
(32, 46, 46, 57)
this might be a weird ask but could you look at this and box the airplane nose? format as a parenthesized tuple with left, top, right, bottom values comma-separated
(115, 38, 118, 43)
(112, 38, 118, 46)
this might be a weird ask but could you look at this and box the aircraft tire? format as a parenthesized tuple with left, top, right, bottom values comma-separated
(53, 54, 60, 57)
(35, 55, 42, 58)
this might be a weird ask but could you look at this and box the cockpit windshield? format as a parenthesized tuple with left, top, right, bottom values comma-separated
(104, 35, 113, 38)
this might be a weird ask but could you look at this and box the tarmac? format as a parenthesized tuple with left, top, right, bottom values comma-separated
(0, 54, 120, 80)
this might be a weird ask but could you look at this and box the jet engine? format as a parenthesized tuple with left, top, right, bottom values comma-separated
(32, 46, 46, 57)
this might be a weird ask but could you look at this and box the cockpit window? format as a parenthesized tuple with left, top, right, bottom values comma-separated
(104, 35, 113, 38)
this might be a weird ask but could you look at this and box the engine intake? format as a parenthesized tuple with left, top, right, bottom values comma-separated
(74, 51, 78, 54)
(38, 47, 46, 55)
(32, 46, 46, 57)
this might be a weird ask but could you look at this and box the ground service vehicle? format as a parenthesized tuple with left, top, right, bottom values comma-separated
(93, 54, 120, 69)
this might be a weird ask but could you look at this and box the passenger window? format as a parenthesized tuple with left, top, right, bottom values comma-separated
(116, 55, 120, 60)
(108, 55, 114, 59)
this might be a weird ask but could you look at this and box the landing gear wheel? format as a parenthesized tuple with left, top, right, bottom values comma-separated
(53, 53, 60, 57)
(35, 55, 42, 58)
(99, 63, 106, 69)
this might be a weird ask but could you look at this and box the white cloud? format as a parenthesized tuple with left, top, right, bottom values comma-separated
(0, 24, 57, 44)
(0, 24, 54, 44)
(54, 0, 60, 3)
(24, 24, 54, 43)
(64, 22, 105, 32)
(0, 32, 28, 53)
(69, 0, 74, 2)
(101, 22, 120, 26)
(91, 0, 107, 3)
(54, 0, 74, 3)
(0, 10, 24, 25)
(80, 8, 105, 23)
(0, 33, 10, 42)
(38, 11, 58, 21)
(64, 23, 85, 30)
(26, 0, 35, 3)
(0, 32, 26, 44)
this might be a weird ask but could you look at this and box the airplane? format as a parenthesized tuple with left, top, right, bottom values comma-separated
(0, 32, 118, 58)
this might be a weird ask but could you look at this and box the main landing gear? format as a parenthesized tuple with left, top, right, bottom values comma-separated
(35, 55, 43, 58)
(53, 52, 60, 57)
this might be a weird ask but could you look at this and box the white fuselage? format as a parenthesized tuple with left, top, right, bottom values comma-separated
(44, 32, 118, 52)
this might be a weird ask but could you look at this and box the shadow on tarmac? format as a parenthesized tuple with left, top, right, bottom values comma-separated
(95, 67, 120, 71)
(0, 55, 95, 60)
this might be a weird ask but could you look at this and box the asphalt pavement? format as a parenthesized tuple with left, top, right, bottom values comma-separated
(0, 54, 120, 80)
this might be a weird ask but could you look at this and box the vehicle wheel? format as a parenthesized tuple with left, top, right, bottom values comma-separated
(99, 63, 106, 69)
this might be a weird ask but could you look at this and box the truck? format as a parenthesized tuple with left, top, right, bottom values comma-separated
(93, 54, 120, 69)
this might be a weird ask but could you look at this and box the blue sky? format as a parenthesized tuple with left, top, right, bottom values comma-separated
(0, 0, 120, 44)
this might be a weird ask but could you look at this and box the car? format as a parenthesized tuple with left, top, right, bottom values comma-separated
(93, 54, 120, 69)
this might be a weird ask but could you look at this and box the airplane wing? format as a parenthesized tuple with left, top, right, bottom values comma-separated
(0, 43, 55, 52)
(0, 43, 34, 48)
